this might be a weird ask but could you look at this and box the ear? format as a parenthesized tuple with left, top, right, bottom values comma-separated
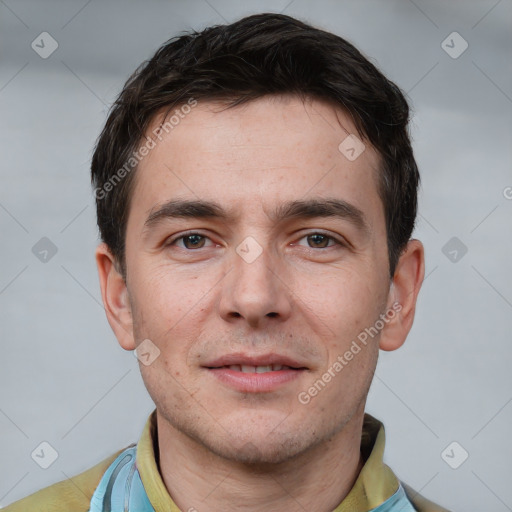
(95, 243, 135, 351)
(379, 239, 425, 352)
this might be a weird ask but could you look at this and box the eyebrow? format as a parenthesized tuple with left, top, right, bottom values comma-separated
(143, 197, 370, 236)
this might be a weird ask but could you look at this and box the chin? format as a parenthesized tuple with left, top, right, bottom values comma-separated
(212, 434, 310, 465)
(208, 416, 321, 465)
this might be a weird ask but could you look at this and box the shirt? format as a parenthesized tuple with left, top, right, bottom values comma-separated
(3, 410, 449, 511)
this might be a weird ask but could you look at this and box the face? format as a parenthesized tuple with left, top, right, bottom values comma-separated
(110, 95, 402, 463)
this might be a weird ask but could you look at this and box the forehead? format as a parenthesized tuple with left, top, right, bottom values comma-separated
(129, 94, 383, 227)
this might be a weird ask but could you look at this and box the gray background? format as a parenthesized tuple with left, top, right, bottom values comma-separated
(1, 0, 511, 510)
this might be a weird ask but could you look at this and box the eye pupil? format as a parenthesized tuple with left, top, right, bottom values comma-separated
(184, 234, 205, 249)
(308, 234, 328, 248)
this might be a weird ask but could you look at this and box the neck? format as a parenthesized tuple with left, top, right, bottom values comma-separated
(156, 409, 366, 512)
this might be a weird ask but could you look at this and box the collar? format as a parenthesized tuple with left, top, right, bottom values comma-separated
(136, 409, 399, 512)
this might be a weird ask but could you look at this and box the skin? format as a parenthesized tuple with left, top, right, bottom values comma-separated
(96, 94, 424, 512)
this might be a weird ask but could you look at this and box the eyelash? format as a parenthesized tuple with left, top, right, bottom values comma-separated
(166, 231, 345, 250)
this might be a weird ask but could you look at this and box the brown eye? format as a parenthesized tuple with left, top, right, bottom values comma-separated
(168, 233, 214, 250)
(184, 234, 205, 249)
(292, 232, 345, 252)
(307, 233, 331, 248)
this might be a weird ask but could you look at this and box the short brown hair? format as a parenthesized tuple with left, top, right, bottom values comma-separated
(91, 12, 419, 279)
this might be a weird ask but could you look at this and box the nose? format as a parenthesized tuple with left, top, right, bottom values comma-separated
(219, 241, 292, 328)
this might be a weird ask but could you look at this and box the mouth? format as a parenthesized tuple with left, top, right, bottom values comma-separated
(208, 364, 302, 373)
(203, 354, 308, 393)
(204, 353, 308, 370)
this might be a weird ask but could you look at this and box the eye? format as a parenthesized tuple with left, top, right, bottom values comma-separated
(166, 231, 344, 251)
(168, 232, 215, 250)
(296, 232, 343, 249)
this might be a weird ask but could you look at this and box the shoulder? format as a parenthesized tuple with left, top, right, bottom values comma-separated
(2, 448, 126, 512)
(402, 481, 452, 512)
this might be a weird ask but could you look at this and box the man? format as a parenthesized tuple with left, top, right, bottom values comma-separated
(5, 12, 450, 512)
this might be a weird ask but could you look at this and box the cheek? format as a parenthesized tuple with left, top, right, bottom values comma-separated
(131, 262, 202, 322)
(128, 271, 192, 365)
(297, 265, 386, 338)
(129, 264, 221, 373)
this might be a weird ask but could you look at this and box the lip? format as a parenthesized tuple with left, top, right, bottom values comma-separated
(206, 367, 306, 393)
(203, 353, 308, 369)
(202, 353, 308, 393)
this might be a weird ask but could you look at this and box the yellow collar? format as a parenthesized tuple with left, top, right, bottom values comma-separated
(136, 410, 399, 512)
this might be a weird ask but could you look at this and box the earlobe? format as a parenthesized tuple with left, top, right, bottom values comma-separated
(95, 243, 136, 351)
(379, 239, 425, 352)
